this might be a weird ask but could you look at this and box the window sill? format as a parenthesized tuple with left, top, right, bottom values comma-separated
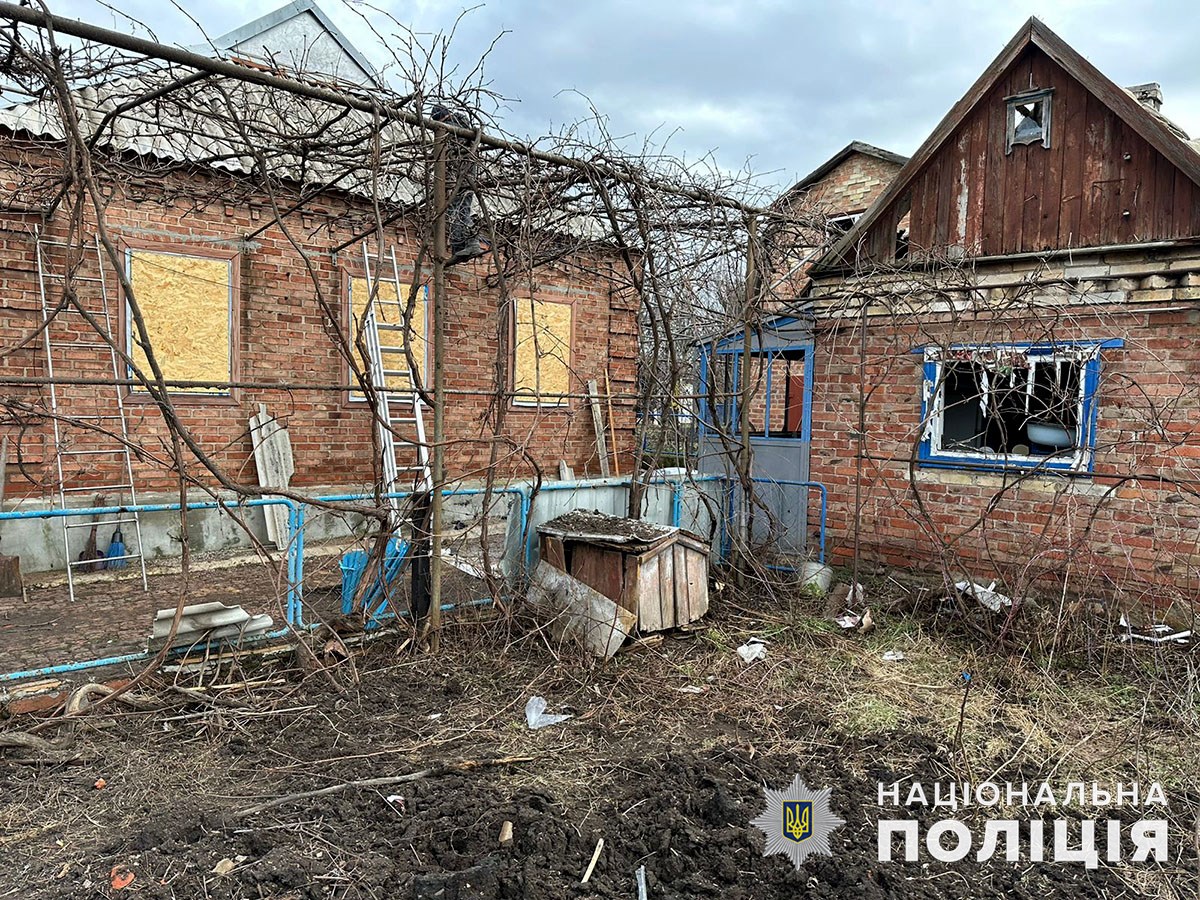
(918, 456, 1089, 478)
(125, 389, 238, 406)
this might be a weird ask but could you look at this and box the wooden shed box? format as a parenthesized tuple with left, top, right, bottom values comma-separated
(537, 511, 709, 632)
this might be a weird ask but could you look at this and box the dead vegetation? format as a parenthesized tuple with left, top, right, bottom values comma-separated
(2, 588, 1197, 899)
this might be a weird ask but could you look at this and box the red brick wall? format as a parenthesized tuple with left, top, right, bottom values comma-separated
(804, 281, 1200, 606)
(0, 154, 638, 500)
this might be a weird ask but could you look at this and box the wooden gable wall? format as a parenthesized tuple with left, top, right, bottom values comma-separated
(857, 46, 1200, 263)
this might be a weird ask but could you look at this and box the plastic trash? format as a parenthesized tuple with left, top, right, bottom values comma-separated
(736, 638, 768, 663)
(834, 612, 861, 629)
(955, 580, 1013, 612)
(882, 650, 905, 662)
(525, 696, 573, 729)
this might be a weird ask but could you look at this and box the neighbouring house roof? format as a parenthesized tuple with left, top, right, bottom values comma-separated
(777, 141, 909, 207)
(204, 0, 382, 89)
(813, 16, 1200, 274)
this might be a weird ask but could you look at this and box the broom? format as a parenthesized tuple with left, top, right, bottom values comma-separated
(104, 526, 128, 569)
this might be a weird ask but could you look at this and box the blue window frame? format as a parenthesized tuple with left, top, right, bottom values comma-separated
(917, 340, 1122, 474)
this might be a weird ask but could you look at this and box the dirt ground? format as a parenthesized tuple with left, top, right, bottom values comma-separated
(1, 578, 1197, 899)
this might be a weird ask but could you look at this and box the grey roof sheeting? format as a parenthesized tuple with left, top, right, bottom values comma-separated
(0, 68, 425, 205)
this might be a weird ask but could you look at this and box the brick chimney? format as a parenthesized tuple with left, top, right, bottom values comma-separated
(1126, 83, 1164, 113)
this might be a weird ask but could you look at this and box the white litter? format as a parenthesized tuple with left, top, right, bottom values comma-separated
(882, 650, 906, 662)
(736, 639, 768, 663)
(428, 712, 443, 720)
(1118, 615, 1191, 644)
(524, 695, 573, 729)
(955, 580, 1013, 612)
(835, 612, 862, 629)
(675, 685, 708, 694)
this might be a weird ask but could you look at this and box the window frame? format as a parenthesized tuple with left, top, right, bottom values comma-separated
(510, 296, 575, 410)
(122, 243, 239, 401)
(917, 340, 1121, 475)
(345, 274, 431, 404)
(1005, 88, 1054, 154)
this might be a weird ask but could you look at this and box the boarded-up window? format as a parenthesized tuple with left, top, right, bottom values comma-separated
(513, 299, 572, 406)
(349, 277, 428, 397)
(126, 249, 233, 394)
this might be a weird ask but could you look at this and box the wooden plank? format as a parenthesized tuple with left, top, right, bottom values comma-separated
(570, 543, 625, 606)
(1152, 150, 1177, 239)
(657, 543, 676, 631)
(1115, 118, 1141, 245)
(1096, 106, 1120, 246)
(672, 542, 690, 624)
(678, 538, 709, 624)
(587, 379, 610, 478)
(964, 101, 988, 253)
(637, 553, 663, 632)
(541, 535, 566, 572)
(527, 560, 635, 659)
(1056, 71, 1086, 248)
(1079, 91, 1107, 247)
(981, 82, 1006, 255)
(621, 554, 641, 620)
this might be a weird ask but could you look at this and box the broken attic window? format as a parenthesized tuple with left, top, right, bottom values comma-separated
(922, 344, 1103, 471)
(827, 213, 861, 237)
(1006, 89, 1053, 153)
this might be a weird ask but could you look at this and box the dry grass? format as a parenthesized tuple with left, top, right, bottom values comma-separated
(1, 582, 1197, 897)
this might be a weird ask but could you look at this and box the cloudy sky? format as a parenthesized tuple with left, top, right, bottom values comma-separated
(47, 0, 1200, 194)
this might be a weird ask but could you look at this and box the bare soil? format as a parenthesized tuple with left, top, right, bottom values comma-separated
(2, 584, 1196, 899)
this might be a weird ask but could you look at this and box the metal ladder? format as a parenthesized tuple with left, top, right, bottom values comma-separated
(360, 244, 432, 520)
(36, 228, 148, 600)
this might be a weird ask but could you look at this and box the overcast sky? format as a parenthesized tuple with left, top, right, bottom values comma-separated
(48, 0, 1200, 194)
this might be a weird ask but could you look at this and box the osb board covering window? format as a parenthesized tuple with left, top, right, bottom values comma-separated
(513, 299, 572, 406)
(127, 249, 232, 394)
(350, 277, 427, 397)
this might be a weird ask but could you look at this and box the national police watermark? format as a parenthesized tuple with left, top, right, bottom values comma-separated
(750, 775, 845, 869)
(876, 780, 1168, 867)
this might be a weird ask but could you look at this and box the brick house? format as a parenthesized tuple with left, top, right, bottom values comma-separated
(0, 2, 638, 569)
(803, 17, 1200, 607)
(727, 143, 907, 452)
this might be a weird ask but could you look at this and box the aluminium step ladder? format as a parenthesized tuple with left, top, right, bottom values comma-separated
(359, 244, 433, 524)
(36, 228, 148, 600)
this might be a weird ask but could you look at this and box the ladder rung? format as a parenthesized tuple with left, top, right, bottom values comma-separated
(62, 483, 132, 493)
(69, 414, 125, 421)
(77, 551, 141, 564)
(381, 369, 415, 377)
(59, 341, 117, 349)
(59, 448, 127, 456)
(375, 323, 413, 332)
(40, 273, 104, 282)
(64, 517, 139, 529)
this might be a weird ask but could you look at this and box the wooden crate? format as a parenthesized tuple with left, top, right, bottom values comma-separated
(538, 514, 709, 632)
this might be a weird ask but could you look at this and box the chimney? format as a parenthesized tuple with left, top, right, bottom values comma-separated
(1126, 82, 1164, 113)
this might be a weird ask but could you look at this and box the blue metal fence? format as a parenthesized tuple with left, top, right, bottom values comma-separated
(0, 472, 827, 681)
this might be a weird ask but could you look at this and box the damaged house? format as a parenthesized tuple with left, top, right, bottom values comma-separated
(801, 18, 1200, 607)
(0, 1, 638, 583)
